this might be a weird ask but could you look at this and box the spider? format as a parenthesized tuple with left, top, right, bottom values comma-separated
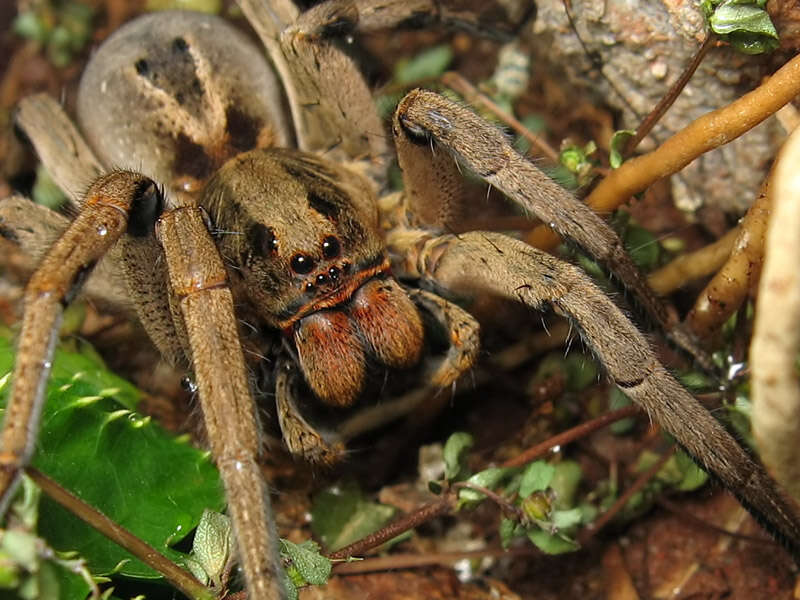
(1, 2, 799, 598)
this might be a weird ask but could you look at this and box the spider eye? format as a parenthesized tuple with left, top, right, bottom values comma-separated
(321, 236, 341, 260)
(290, 254, 315, 274)
(249, 224, 278, 257)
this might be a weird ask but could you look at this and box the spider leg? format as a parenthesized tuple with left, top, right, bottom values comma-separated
(239, 0, 388, 169)
(408, 289, 480, 389)
(392, 89, 712, 370)
(16, 94, 104, 209)
(275, 357, 346, 466)
(156, 205, 286, 599)
(0, 172, 160, 512)
(390, 227, 800, 559)
(336, 289, 479, 441)
(271, 0, 533, 40)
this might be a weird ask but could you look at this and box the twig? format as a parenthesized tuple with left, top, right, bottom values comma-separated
(26, 468, 214, 600)
(623, 36, 715, 156)
(525, 53, 800, 251)
(326, 498, 455, 560)
(331, 546, 540, 575)
(686, 180, 771, 337)
(647, 227, 738, 295)
(580, 445, 677, 543)
(501, 405, 641, 469)
(442, 71, 560, 162)
(451, 481, 523, 520)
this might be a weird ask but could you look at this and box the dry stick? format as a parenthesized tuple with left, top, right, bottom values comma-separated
(26, 467, 214, 600)
(580, 445, 677, 543)
(525, 53, 800, 251)
(647, 227, 738, 295)
(451, 481, 524, 520)
(332, 546, 540, 575)
(442, 71, 560, 163)
(686, 181, 771, 337)
(750, 125, 800, 504)
(326, 498, 455, 560)
(622, 36, 715, 156)
(501, 405, 641, 469)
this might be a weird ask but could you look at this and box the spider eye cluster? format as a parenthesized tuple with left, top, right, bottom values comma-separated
(322, 235, 340, 259)
(290, 254, 315, 274)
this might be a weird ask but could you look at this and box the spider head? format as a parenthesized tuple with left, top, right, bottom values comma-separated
(204, 148, 424, 406)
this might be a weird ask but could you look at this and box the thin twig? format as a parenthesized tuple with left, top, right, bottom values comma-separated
(452, 481, 523, 519)
(326, 498, 455, 560)
(27, 468, 214, 600)
(501, 405, 641, 469)
(623, 35, 715, 156)
(331, 546, 540, 575)
(442, 71, 560, 162)
(580, 445, 677, 543)
(525, 53, 800, 251)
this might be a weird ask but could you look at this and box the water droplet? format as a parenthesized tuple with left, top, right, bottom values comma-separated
(727, 361, 745, 380)
(181, 376, 198, 393)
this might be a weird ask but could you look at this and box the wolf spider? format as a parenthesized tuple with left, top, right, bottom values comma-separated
(1, 2, 799, 598)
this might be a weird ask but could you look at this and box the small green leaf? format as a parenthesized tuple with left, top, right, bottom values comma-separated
(458, 468, 515, 507)
(519, 461, 555, 499)
(563, 353, 598, 392)
(609, 130, 635, 169)
(190, 510, 232, 587)
(623, 222, 660, 271)
(551, 507, 582, 529)
(703, 0, 779, 54)
(499, 518, 519, 549)
(608, 387, 636, 435)
(394, 45, 453, 85)
(279, 539, 332, 586)
(673, 450, 709, 491)
(526, 528, 579, 554)
(311, 482, 396, 552)
(549, 461, 583, 509)
(443, 432, 474, 481)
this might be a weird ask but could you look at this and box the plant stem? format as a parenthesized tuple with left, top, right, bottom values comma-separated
(27, 467, 214, 600)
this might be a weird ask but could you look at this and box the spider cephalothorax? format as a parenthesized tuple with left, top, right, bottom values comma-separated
(2, 3, 800, 599)
(206, 148, 424, 405)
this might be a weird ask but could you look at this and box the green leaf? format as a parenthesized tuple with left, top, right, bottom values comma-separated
(623, 222, 660, 272)
(704, 0, 779, 54)
(190, 510, 232, 587)
(457, 468, 515, 507)
(673, 450, 709, 491)
(0, 335, 225, 579)
(279, 540, 332, 586)
(563, 353, 598, 392)
(549, 461, 583, 509)
(609, 130, 635, 169)
(519, 461, 555, 499)
(499, 518, 519, 549)
(311, 482, 396, 552)
(443, 432, 474, 481)
(608, 387, 636, 435)
(551, 507, 582, 529)
(394, 45, 453, 85)
(525, 527, 579, 554)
